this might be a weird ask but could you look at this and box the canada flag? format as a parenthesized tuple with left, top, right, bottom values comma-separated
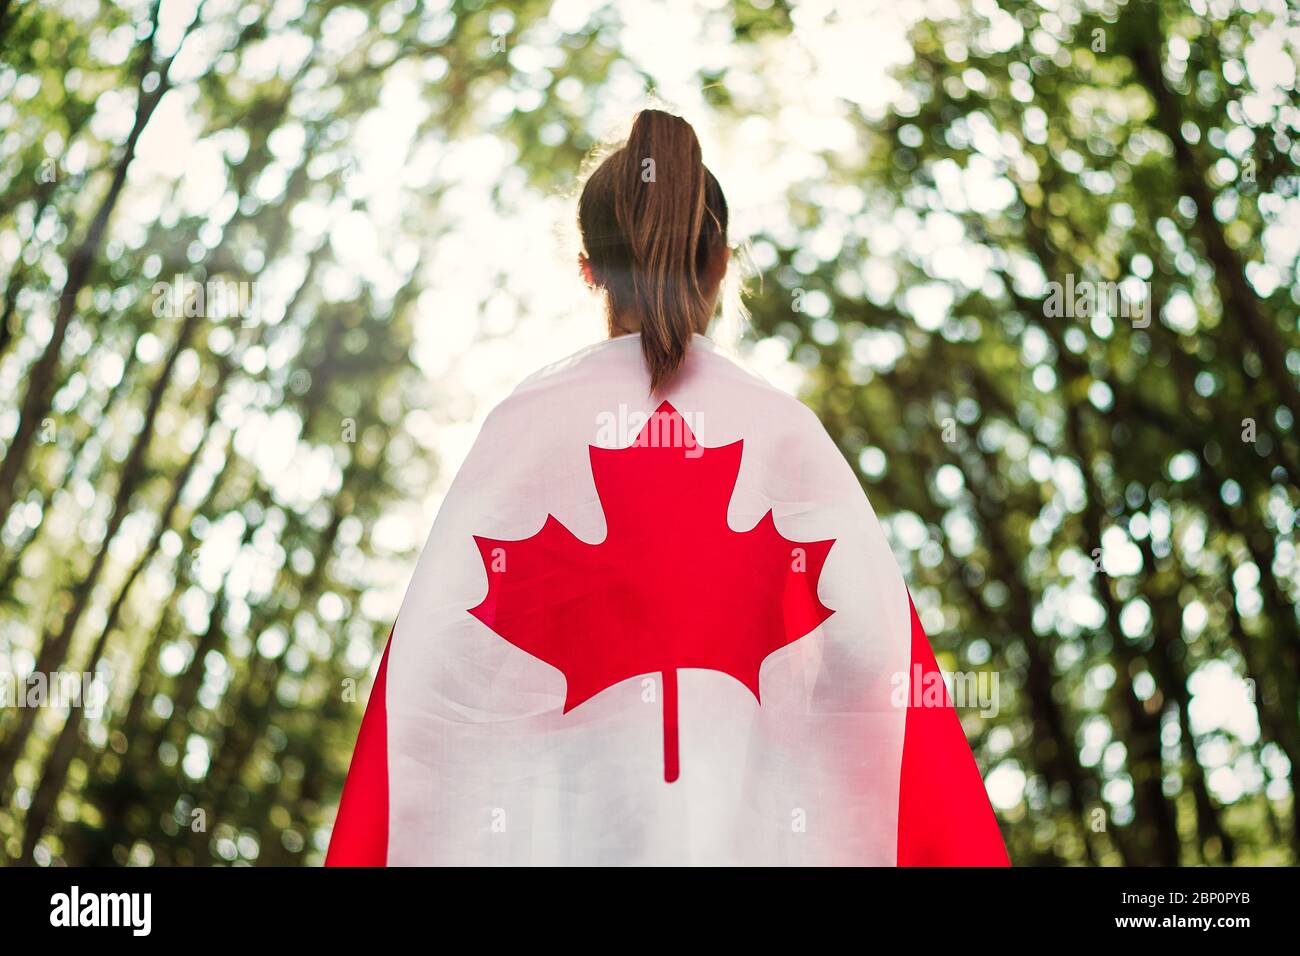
(327, 334, 1008, 866)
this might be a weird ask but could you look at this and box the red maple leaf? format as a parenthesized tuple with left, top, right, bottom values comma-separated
(469, 401, 835, 782)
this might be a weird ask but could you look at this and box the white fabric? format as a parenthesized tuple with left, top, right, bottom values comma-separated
(386, 333, 911, 865)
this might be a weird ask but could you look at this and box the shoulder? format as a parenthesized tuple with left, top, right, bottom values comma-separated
(692, 342, 824, 422)
(468, 336, 641, 442)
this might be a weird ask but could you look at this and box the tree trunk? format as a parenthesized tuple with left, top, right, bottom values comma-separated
(0, 0, 194, 526)
(18, 366, 229, 860)
(0, 308, 201, 786)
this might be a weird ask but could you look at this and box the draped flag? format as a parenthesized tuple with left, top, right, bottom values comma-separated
(327, 333, 1008, 866)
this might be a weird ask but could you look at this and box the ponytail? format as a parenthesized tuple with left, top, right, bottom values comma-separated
(578, 110, 729, 392)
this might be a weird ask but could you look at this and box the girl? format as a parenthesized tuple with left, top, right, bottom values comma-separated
(327, 109, 1007, 866)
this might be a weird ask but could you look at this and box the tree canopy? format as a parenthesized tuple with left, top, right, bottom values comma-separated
(0, 0, 1297, 865)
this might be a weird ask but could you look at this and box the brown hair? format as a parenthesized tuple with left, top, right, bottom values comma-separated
(578, 109, 729, 392)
